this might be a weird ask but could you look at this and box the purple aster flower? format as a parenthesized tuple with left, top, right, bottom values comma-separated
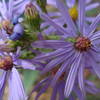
(0, 0, 31, 40)
(30, 67, 100, 100)
(32, 0, 100, 98)
(41, 0, 100, 35)
(0, 47, 36, 100)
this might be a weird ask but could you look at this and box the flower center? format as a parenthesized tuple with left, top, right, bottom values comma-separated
(68, 6, 78, 21)
(2, 20, 13, 34)
(74, 37, 91, 51)
(0, 56, 13, 71)
(51, 67, 65, 80)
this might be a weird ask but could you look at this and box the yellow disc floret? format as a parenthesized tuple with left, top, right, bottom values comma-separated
(68, 6, 78, 21)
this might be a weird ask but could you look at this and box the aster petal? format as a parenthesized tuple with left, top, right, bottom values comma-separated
(0, 1, 7, 19)
(78, 57, 86, 97)
(2, 0, 7, 13)
(34, 48, 71, 60)
(35, 79, 50, 100)
(41, 55, 67, 74)
(58, 82, 65, 100)
(41, 51, 75, 74)
(87, 14, 100, 34)
(14, 0, 23, 5)
(69, 96, 74, 100)
(74, 86, 85, 100)
(86, 2, 100, 11)
(78, 0, 85, 33)
(86, 0, 92, 4)
(87, 52, 100, 78)
(8, 68, 27, 100)
(66, 0, 76, 8)
(32, 77, 50, 92)
(47, 0, 56, 6)
(13, 0, 29, 16)
(56, 0, 77, 36)
(29, 77, 50, 99)
(86, 17, 95, 23)
(64, 52, 82, 97)
(89, 31, 100, 41)
(51, 52, 75, 87)
(42, 26, 56, 35)
(50, 82, 58, 100)
(0, 29, 8, 40)
(86, 80, 100, 94)
(91, 46, 100, 54)
(32, 40, 71, 49)
(15, 46, 21, 59)
(14, 60, 36, 70)
(0, 71, 7, 100)
(40, 13, 71, 36)
(8, 0, 14, 20)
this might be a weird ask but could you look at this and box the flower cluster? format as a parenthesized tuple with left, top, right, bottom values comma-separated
(0, 0, 99, 100)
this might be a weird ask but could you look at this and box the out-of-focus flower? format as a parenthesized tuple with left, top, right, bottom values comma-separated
(0, 47, 36, 100)
(31, 67, 100, 100)
(41, 0, 100, 35)
(32, 0, 100, 98)
(0, 0, 30, 40)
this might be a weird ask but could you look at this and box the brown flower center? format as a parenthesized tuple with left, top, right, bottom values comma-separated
(2, 20, 13, 34)
(74, 37, 91, 51)
(51, 67, 65, 80)
(0, 56, 13, 71)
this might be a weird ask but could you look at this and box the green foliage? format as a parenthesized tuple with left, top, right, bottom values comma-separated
(44, 35, 60, 40)
(24, 3, 41, 32)
(65, 37, 76, 43)
(37, 0, 47, 13)
(23, 70, 39, 93)
(20, 50, 35, 59)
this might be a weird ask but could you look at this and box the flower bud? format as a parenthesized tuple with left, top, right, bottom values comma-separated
(25, 3, 39, 19)
(24, 3, 41, 31)
(10, 24, 24, 41)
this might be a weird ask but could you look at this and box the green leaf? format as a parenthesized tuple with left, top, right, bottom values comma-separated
(23, 70, 39, 93)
